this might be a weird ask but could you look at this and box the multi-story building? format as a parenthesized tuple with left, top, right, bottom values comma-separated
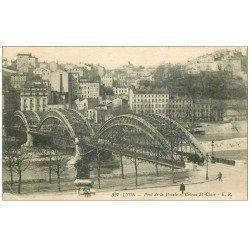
(68, 67, 84, 77)
(223, 107, 247, 122)
(20, 82, 48, 112)
(17, 53, 38, 72)
(101, 73, 113, 88)
(68, 72, 80, 107)
(132, 91, 170, 115)
(75, 98, 100, 111)
(77, 82, 100, 99)
(88, 106, 112, 124)
(186, 49, 244, 76)
(192, 99, 212, 122)
(33, 68, 51, 81)
(168, 96, 193, 121)
(113, 86, 130, 96)
(131, 91, 212, 122)
(47, 104, 65, 111)
(10, 74, 27, 90)
(112, 97, 123, 108)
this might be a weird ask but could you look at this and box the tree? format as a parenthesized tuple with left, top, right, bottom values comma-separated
(8, 146, 31, 194)
(39, 145, 55, 184)
(241, 56, 247, 74)
(3, 136, 18, 186)
(154, 64, 167, 82)
(50, 149, 68, 192)
(138, 80, 151, 88)
(113, 105, 133, 116)
(100, 86, 114, 96)
(33, 74, 43, 81)
(188, 154, 204, 165)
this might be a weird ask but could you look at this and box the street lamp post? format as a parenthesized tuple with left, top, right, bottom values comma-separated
(211, 140, 215, 163)
(206, 153, 209, 180)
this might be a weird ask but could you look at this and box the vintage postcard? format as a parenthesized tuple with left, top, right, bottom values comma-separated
(2, 46, 248, 200)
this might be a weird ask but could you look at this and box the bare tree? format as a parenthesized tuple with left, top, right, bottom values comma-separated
(3, 137, 16, 186)
(38, 145, 55, 184)
(11, 146, 31, 194)
(129, 148, 143, 187)
(50, 149, 68, 192)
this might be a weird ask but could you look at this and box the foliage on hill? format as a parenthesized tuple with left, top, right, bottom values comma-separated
(100, 86, 114, 96)
(151, 64, 247, 100)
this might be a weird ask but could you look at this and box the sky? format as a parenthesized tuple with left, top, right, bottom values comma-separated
(3, 47, 247, 69)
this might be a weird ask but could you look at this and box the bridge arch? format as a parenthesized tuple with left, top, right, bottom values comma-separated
(144, 114, 207, 157)
(12, 110, 41, 131)
(38, 110, 77, 139)
(95, 114, 206, 161)
(37, 109, 95, 141)
(95, 114, 172, 153)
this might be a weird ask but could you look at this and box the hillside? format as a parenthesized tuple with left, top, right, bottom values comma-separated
(151, 66, 247, 100)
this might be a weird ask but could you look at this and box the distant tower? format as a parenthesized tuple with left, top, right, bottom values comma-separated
(60, 74, 63, 92)
(68, 73, 73, 109)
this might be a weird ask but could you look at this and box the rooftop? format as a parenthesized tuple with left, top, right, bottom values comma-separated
(135, 89, 169, 94)
(17, 53, 32, 56)
(24, 82, 48, 88)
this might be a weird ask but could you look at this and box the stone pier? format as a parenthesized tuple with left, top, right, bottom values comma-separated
(68, 137, 95, 197)
(22, 129, 34, 147)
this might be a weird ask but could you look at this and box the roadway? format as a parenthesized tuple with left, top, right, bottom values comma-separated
(3, 162, 247, 201)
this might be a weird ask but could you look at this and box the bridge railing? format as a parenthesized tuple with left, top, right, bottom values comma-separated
(97, 143, 185, 169)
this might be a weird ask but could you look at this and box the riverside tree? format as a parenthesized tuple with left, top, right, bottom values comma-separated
(6, 145, 32, 194)
(3, 136, 17, 186)
(39, 145, 56, 184)
(50, 149, 68, 192)
(3, 135, 30, 193)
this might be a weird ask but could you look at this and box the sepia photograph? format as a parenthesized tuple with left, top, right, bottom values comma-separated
(2, 46, 248, 200)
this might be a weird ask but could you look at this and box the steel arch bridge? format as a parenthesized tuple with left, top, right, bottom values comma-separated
(143, 114, 206, 157)
(8, 110, 207, 168)
(37, 109, 95, 141)
(10, 109, 95, 141)
(11, 110, 41, 131)
(94, 114, 206, 168)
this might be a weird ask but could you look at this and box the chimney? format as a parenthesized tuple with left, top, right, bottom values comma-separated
(68, 73, 72, 109)
(60, 73, 63, 92)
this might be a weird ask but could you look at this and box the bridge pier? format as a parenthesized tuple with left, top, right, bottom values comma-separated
(69, 138, 95, 197)
(74, 158, 95, 197)
(67, 138, 83, 168)
(23, 130, 34, 147)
